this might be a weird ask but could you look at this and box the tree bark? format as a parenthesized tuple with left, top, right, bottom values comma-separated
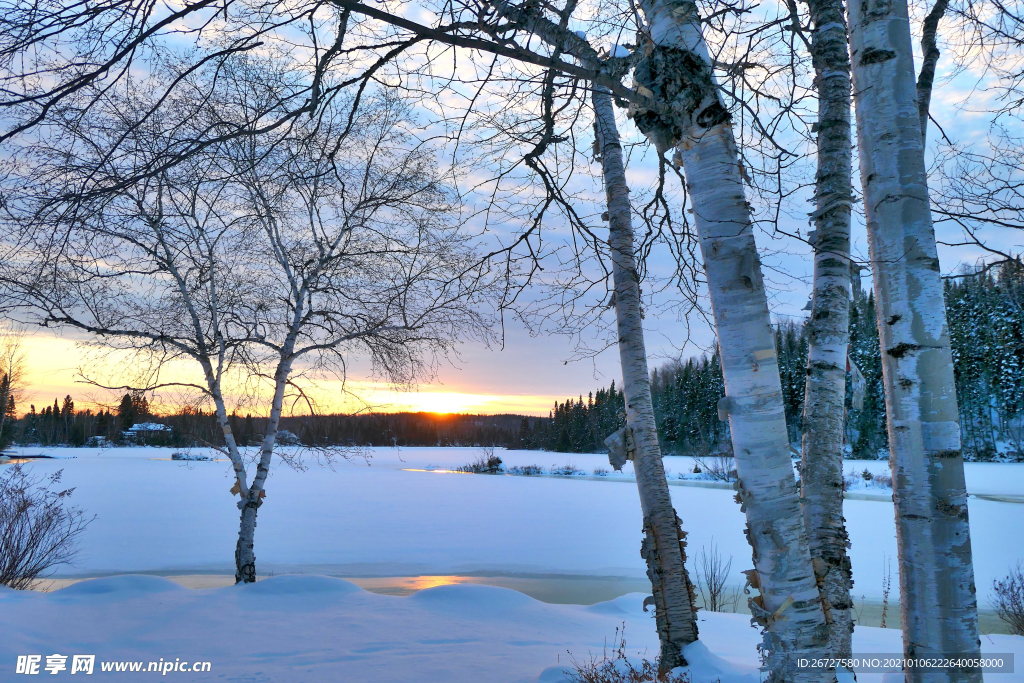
(232, 358, 294, 584)
(916, 0, 950, 145)
(631, 0, 832, 678)
(235, 501, 259, 583)
(800, 0, 855, 659)
(204, 375, 258, 584)
(479, 8, 701, 665)
(848, 0, 982, 679)
(593, 80, 699, 670)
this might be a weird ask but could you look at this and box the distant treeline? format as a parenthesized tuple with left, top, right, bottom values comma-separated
(279, 413, 525, 448)
(525, 261, 1024, 461)
(2, 392, 161, 449)
(1, 395, 530, 450)
(6, 263, 1021, 460)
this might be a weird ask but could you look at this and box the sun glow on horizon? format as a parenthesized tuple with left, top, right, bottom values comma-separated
(13, 332, 564, 417)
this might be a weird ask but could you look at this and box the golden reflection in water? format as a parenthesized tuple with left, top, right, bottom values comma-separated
(405, 575, 473, 591)
(348, 575, 479, 595)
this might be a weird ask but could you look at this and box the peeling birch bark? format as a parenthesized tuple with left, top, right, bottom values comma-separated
(848, 0, 982, 678)
(480, 7, 701, 665)
(593, 80, 699, 669)
(629, 0, 832, 678)
(800, 0, 855, 659)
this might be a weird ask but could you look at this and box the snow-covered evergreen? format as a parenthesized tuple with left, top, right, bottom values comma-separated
(529, 262, 1024, 461)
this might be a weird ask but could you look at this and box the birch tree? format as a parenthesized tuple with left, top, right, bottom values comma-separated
(593, 57, 700, 668)
(798, 0, 855, 659)
(475, 7, 700, 664)
(622, 0, 831, 677)
(219, 80, 493, 582)
(0, 56, 492, 583)
(848, 0, 982, 676)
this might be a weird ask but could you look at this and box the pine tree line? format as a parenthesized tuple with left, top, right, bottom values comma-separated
(5, 392, 166, 447)
(3, 396, 525, 450)
(525, 261, 1024, 461)
(7, 262, 1021, 458)
(946, 260, 1024, 459)
(515, 384, 626, 453)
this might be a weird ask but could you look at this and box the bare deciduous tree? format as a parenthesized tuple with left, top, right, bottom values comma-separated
(593, 54, 700, 665)
(0, 55, 493, 583)
(694, 541, 735, 613)
(0, 323, 27, 448)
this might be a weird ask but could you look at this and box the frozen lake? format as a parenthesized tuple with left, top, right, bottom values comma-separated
(3, 445, 1022, 613)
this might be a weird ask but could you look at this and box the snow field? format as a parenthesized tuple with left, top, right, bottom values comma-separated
(3, 575, 1022, 683)
(3, 446, 1023, 681)
(9, 446, 1021, 609)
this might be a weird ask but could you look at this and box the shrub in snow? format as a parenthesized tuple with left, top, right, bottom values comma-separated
(843, 467, 892, 491)
(694, 542, 735, 613)
(551, 464, 584, 476)
(456, 455, 504, 474)
(691, 453, 735, 482)
(0, 465, 91, 589)
(171, 452, 213, 461)
(593, 467, 609, 477)
(564, 624, 688, 683)
(993, 563, 1024, 635)
(508, 464, 543, 476)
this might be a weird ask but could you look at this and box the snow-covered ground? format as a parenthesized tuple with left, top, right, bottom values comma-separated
(3, 575, 1021, 682)
(2, 445, 1023, 681)
(5, 445, 1021, 608)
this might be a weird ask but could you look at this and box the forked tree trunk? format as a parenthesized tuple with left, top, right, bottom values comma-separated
(800, 0, 855, 659)
(196, 348, 283, 585)
(202, 370, 257, 584)
(593, 80, 699, 670)
(632, 0, 831, 678)
(848, 0, 982, 678)
(234, 359, 294, 584)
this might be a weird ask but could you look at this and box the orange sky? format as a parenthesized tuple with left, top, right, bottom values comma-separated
(16, 329, 620, 418)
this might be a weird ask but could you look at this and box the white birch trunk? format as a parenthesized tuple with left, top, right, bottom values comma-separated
(632, 0, 831, 678)
(593, 81, 699, 669)
(800, 0, 855, 659)
(848, 0, 982, 678)
(162, 234, 259, 584)
(200, 363, 258, 583)
(235, 357, 293, 584)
